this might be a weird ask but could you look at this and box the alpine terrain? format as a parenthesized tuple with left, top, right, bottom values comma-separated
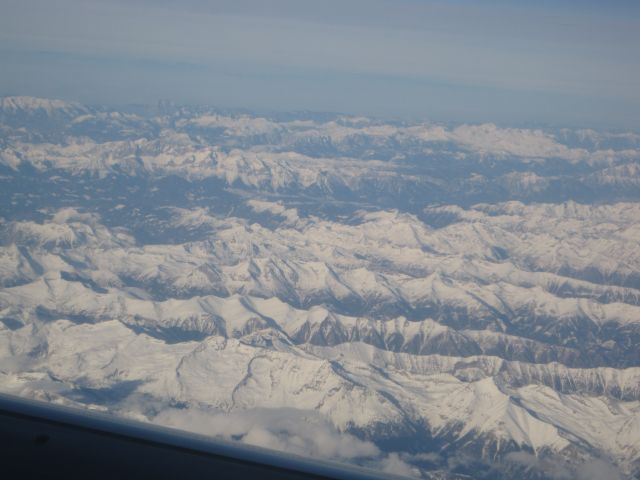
(1, 96, 639, 479)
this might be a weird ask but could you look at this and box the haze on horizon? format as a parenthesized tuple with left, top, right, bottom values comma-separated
(1, 0, 639, 128)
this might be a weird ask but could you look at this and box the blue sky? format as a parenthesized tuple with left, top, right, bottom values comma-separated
(1, 0, 638, 128)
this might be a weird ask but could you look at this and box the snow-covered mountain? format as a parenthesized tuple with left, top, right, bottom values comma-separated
(1, 96, 639, 479)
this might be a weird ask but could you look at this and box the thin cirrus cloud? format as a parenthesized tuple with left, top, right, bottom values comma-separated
(0, 0, 638, 127)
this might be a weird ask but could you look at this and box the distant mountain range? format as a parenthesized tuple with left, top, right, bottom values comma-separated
(1, 96, 639, 479)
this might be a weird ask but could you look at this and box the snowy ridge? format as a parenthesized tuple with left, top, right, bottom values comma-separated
(0, 96, 87, 117)
(1, 97, 640, 479)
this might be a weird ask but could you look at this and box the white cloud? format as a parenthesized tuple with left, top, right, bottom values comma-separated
(504, 451, 624, 480)
(153, 406, 429, 477)
(381, 453, 420, 478)
(154, 406, 380, 461)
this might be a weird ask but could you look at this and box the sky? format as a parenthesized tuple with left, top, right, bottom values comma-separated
(1, 0, 639, 128)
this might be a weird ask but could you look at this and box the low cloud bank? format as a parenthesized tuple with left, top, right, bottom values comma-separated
(154, 406, 421, 477)
(155, 406, 379, 460)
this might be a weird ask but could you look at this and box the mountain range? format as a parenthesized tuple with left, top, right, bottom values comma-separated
(1, 96, 639, 479)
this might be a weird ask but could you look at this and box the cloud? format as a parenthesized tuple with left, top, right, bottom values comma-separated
(380, 453, 420, 478)
(504, 451, 624, 480)
(504, 451, 571, 479)
(153, 406, 433, 477)
(154, 406, 380, 461)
